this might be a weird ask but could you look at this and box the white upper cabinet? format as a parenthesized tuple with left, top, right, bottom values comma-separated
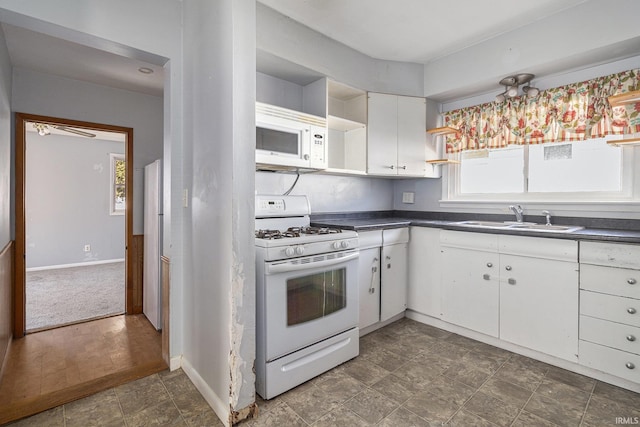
(367, 93, 427, 177)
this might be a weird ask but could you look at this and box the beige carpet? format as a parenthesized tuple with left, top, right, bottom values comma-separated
(26, 262, 125, 331)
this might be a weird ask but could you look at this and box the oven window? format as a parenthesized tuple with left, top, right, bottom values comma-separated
(256, 127, 299, 155)
(287, 267, 347, 326)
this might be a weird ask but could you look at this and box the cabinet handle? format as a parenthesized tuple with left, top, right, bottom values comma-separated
(486, 262, 493, 268)
(626, 362, 636, 370)
(627, 335, 636, 342)
(628, 278, 637, 285)
(508, 278, 516, 285)
(505, 265, 512, 271)
(483, 274, 491, 280)
(398, 165, 407, 170)
(628, 308, 637, 314)
(387, 165, 395, 170)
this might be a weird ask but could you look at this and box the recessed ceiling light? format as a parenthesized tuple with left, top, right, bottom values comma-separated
(138, 67, 154, 74)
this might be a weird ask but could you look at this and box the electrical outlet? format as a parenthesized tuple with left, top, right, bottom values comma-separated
(84, 244, 91, 252)
(402, 192, 415, 204)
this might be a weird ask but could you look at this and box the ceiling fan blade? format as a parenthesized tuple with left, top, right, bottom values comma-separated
(54, 125, 96, 138)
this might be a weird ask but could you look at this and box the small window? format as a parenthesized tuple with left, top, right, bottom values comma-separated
(110, 153, 126, 215)
(460, 146, 525, 194)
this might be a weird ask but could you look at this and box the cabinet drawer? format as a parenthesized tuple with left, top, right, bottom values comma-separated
(580, 291, 640, 328)
(579, 340, 640, 383)
(499, 235, 577, 262)
(580, 264, 640, 299)
(358, 230, 383, 250)
(382, 228, 409, 245)
(580, 241, 640, 269)
(440, 230, 498, 252)
(580, 315, 640, 355)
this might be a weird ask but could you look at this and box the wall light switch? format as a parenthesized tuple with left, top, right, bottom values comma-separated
(402, 192, 415, 204)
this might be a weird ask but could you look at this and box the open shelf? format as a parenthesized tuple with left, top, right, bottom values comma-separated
(426, 126, 459, 136)
(328, 115, 366, 132)
(608, 90, 640, 107)
(426, 159, 460, 165)
(607, 137, 640, 147)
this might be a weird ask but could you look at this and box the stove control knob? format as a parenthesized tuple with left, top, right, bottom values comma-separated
(295, 246, 305, 256)
(341, 241, 349, 249)
(333, 242, 341, 250)
(284, 247, 295, 257)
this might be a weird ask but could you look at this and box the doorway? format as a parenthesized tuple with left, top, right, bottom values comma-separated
(14, 113, 135, 338)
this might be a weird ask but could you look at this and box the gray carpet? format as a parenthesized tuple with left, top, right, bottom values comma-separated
(26, 262, 125, 331)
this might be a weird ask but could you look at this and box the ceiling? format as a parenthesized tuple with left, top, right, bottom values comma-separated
(257, 0, 589, 64)
(0, 23, 164, 97)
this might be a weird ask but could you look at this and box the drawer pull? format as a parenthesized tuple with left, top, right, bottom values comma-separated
(629, 308, 638, 315)
(626, 362, 636, 370)
(505, 265, 512, 271)
(486, 262, 493, 268)
(627, 335, 636, 342)
(628, 278, 637, 285)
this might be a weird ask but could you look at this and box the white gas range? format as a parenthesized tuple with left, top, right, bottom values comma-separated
(254, 195, 360, 400)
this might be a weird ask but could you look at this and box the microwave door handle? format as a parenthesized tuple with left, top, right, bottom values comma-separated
(266, 251, 359, 275)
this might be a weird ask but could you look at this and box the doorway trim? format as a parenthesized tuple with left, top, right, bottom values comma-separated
(14, 113, 134, 338)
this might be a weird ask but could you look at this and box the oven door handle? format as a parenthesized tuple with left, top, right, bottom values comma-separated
(266, 251, 359, 275)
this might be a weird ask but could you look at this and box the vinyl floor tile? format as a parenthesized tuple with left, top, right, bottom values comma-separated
(6, 318, 640, 427)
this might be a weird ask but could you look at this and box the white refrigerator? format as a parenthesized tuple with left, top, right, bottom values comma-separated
(143, 159, 163, 330)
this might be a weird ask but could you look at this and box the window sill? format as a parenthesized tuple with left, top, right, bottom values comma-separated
(439, 199, 640, 216)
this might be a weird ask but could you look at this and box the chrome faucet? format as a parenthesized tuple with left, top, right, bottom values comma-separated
(542, 210, 552, 226)
(509, 205, 524, 223)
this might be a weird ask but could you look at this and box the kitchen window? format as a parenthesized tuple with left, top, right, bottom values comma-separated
(445, 135, 637, 207)
(110, 153, 125, 215)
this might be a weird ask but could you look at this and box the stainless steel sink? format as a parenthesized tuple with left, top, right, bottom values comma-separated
(453, 220, 583, 233)
(453, 220, 512, 228)
(508, 224, 584, 233)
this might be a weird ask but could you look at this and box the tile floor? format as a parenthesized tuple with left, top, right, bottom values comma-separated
(7, 318, 640, 426)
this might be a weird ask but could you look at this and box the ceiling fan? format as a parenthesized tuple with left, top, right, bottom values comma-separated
(32, 122, 96, 138)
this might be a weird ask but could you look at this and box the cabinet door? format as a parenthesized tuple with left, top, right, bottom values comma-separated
(499, 254, 579, 361)
(367, 92, 398, 175)
(408, 227, 441, 317)
(380, 242, 408, 321)
(358, 247, 381, 329)
(441, 246, 499, 337)
(397, 95, 426, 176)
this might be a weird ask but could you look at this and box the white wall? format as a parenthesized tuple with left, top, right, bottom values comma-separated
(256, 172, 394, 213)
(12, 68, 163, 234)
(25, 133, 125, 268)
(0, 24, 9, 247)
(423, 0, 640, 101)
(257, 2, 424, 97)
(182, 0, 256, 419)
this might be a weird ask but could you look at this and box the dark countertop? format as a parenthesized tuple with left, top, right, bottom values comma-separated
(311, 215, 640, 244)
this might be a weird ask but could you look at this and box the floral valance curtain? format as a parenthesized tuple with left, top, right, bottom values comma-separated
(443, 69, 640, 153)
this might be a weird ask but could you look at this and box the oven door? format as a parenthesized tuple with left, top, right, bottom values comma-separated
(263, 249, 359, 361)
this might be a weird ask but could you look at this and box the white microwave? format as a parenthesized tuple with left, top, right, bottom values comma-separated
(256, 102, 327, 170)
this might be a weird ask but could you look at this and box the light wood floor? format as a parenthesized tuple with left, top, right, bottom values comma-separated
(0, 314, 167, 425)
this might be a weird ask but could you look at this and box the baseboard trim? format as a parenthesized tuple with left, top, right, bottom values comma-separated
(170, 355, 182, 371)
(405, 310, 640, 394)
(26, 259, 125, 272)
(181, 357, 230, 427)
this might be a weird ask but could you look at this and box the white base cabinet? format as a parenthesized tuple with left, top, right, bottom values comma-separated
(440, 230, 579, 362)
(357, 228, 408, 330)
(579, 241, 640, 382)
(407, 227, 441, 317)
(357, 230, 382, 330)
(381, 229, 409, 321)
